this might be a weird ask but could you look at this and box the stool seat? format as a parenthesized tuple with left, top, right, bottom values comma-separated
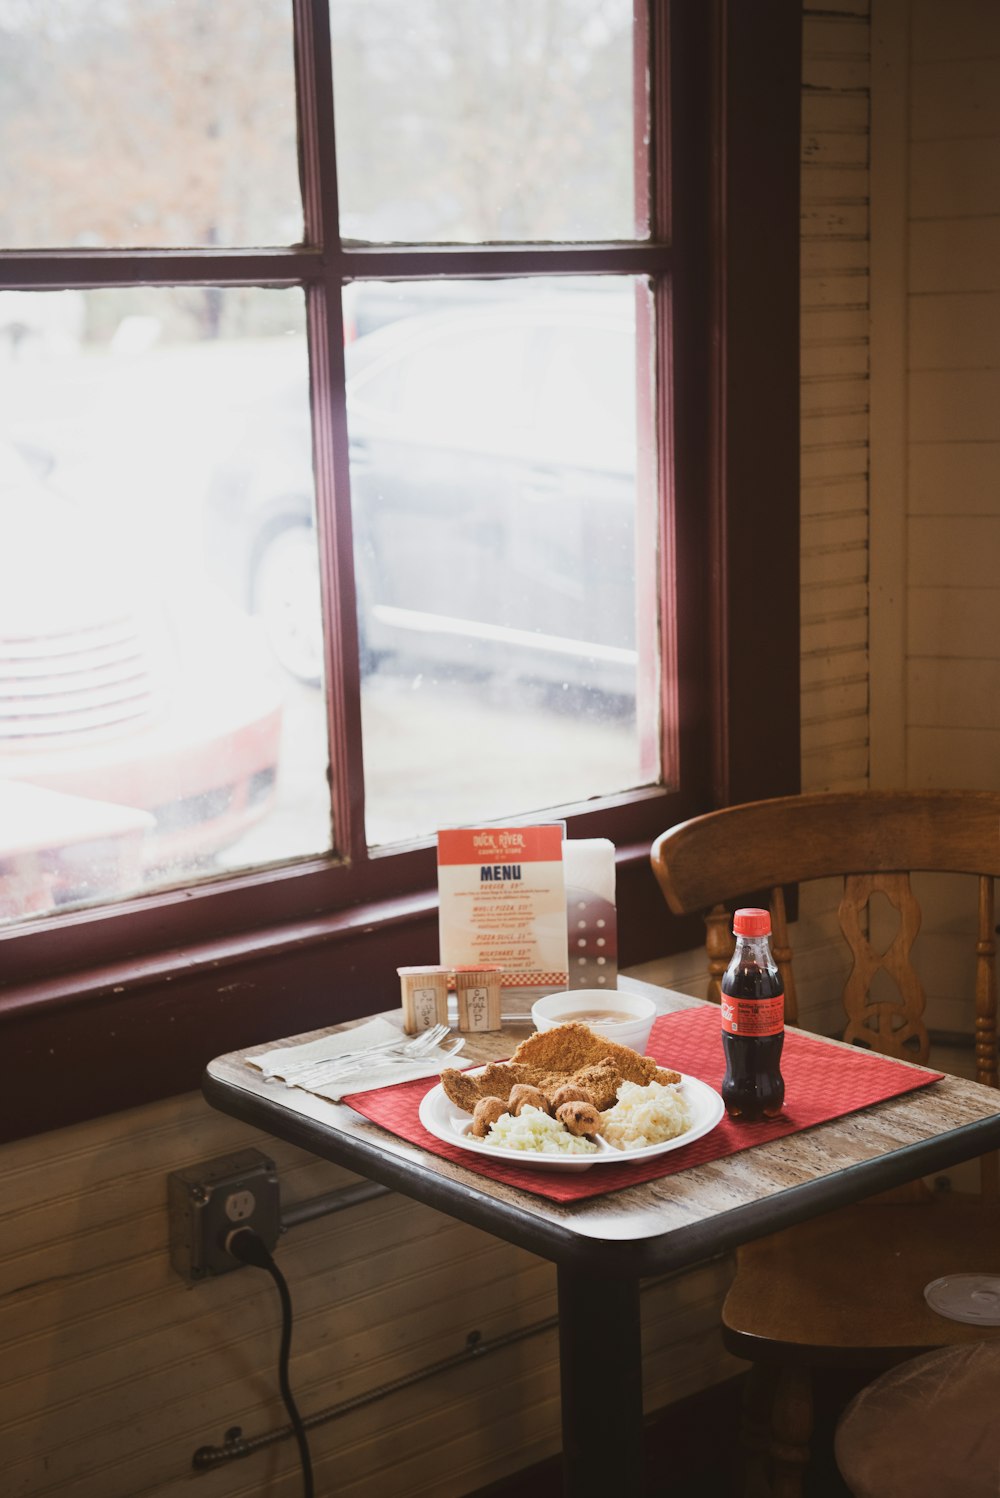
(835, 1341, 1000, 1498)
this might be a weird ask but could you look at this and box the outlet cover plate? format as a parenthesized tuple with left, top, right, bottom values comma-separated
(168, 1148, 280, 1281)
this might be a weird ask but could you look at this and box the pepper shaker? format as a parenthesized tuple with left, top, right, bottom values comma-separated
(454, 965, 503, 1032)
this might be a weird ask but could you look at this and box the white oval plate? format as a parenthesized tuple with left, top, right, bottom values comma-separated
(418, 1069, 725, 1173)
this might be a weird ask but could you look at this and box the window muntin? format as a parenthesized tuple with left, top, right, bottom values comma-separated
(0, 0, 301, 250)
(330, 0, 644, 245)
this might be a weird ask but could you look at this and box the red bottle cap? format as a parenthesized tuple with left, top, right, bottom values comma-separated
(733, 907, 771, 936)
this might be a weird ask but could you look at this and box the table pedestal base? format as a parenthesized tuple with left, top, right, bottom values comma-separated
(557, 1267, 644, 1495)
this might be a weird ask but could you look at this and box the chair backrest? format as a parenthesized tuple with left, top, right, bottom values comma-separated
(650, 790, 1000, 1086)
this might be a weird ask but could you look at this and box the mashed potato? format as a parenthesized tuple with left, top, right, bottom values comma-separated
(486, 1105, 599, 1155)
(601, 1079, 692, 1150)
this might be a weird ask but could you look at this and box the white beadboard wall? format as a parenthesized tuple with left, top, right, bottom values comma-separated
(17, 4, 1000, 1493)
(868, 0, 1000, 1039)
(800, 0, 871, 801)
(904, 1, 1000, 791)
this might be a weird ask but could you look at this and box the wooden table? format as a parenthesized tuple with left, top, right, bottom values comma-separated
(203, 979, 1000, 1496)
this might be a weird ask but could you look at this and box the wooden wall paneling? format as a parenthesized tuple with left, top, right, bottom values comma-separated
(908, 585, 999, 657)
(908, 441, 1000, 514)
(909, 727, 1000, 790)
(799, 507, 868, 554)
(910, 57, 1000, 138)
(910, 516, 1000, 590)
(802, 408, 869, 450)
(908, 658, 1000, 732)
(909, 369, 1000, 443)
(801, 338, 870, 378)
(641, 1259, 745, 1409)
(800, 374, 870, 416)
(910, 138, 1000, 219)
(802, 612, 869, 665)
(804, 91, 870, 134)
(871, 0, 1000, 1071)
(803, 54, 870, 92)
(800, 0, 871, 802)
(800, 441, 868, 487)
(913, 869, 986, 1038)
(909, 292, 1000, 370)
(868, 0, 908, 789)
(910, 0, 1000, 59)
(909, 217, 1000, 293)
(802, 480, 869, 523)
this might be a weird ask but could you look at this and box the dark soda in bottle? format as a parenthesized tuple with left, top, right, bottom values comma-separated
(720, 908, 785, 1122)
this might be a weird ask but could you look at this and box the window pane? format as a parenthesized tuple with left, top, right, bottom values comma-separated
(0, 0, 301, 249)
(332, 0, 646, 244)
(0, 287, 329, 925)
(346, 277, 660, 845)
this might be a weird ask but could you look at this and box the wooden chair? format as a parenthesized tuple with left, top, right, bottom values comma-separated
(650, 790, 1000, 1498)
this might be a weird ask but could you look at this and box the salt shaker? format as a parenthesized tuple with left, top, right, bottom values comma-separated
(397, 965, 450, 1034)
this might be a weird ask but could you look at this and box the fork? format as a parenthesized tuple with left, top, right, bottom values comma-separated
(280, 1022, 450, 1076)
(286, 1024, 461, 1088)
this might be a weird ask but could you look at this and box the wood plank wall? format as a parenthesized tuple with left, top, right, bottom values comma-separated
(869, 0, 1000, 1041)
(904, 0, 1000, 794)
(0, 6, 897, 1495)
(801, 0, 872, 803)
(793, 0, 874, 1022)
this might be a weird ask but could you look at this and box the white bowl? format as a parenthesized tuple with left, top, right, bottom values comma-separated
(530, 988, 658, 1053)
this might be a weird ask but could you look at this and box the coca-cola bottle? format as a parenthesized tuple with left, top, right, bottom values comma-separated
(720, 908, 785, 1122)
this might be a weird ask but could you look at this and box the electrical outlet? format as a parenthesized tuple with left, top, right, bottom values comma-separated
(168, 1148, 281, 1281)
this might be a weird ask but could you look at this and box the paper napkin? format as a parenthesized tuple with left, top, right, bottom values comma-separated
(247, 1018, 462, 1103)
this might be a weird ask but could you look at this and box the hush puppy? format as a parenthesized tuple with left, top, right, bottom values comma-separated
(508, 1084, 552, 1116)
(549, 1083, 595, 1111)
(470, 1097, 507, 1138)
(555, 1101, 603, 1138)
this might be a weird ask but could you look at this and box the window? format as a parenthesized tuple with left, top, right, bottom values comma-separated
(0, 0, 801, 1141)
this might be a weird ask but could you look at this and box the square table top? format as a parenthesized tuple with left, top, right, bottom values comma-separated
(202, 979, 1000, 1279)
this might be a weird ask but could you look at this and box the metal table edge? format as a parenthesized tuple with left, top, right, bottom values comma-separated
(202, 1066, 1000, 1280)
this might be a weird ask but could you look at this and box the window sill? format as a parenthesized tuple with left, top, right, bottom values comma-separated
(0, 840, 704, 1144)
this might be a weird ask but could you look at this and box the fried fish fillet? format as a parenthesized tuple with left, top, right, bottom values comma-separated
(440, 1062, 535, 1115)
(511, 1022, 680, 1088)
(440, 1023, 681, 1115)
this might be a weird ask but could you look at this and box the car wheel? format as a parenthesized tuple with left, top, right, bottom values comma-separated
(251, 521, 324, 687)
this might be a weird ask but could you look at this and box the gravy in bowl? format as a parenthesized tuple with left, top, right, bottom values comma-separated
(557, 1010, 633, 1025)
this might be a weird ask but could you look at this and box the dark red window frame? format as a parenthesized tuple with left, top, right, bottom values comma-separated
(0, 0, 801, 1142)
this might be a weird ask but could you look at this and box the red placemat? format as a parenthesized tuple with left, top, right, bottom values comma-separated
(342, 1007, 943, 1203)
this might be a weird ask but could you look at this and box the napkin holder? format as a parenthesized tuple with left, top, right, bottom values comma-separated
(563, 837, 618, 990)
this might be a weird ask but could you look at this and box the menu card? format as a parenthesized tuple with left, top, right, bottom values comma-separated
(438, 825, 569, 1001)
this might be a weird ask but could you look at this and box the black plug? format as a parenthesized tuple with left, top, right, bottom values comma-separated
(224, 1225, 274, 1268)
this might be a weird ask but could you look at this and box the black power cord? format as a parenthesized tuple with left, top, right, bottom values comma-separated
(225, 1227, 315, 1498)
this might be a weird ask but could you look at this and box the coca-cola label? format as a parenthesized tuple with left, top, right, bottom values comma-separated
(720, 993, 784, 1037)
